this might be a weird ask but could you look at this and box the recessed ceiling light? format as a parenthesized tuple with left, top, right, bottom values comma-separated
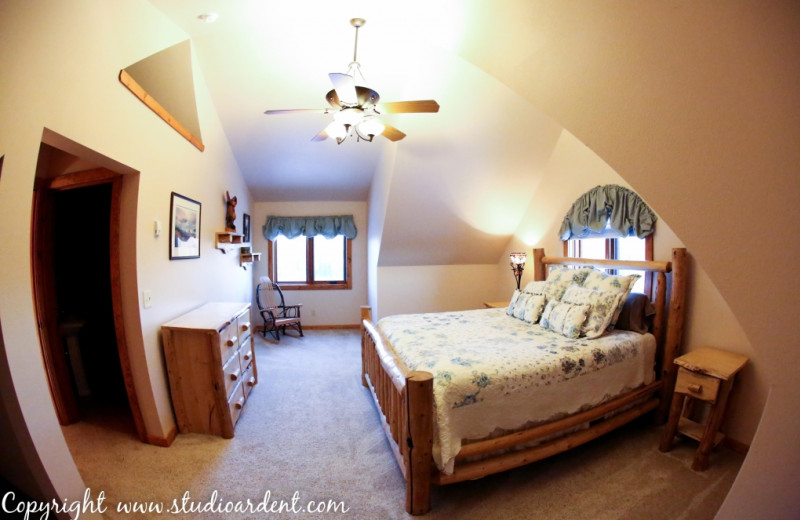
(197, 12, 218, 23)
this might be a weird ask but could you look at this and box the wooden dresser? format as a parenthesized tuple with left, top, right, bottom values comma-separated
(162, 302, 257, 438)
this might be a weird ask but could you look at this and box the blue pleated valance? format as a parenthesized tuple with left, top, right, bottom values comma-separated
(263, 215, 357, 241)
(559, 185, 657, 240)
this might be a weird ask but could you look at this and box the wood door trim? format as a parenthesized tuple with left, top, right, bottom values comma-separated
(31, 169, 148, 443)
(31, 187, 79, 424)
(108, 177, 147, 442)
(48, 168, 118, 190)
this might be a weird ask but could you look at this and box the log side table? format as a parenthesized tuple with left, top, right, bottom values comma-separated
(659, 346, 748, 470)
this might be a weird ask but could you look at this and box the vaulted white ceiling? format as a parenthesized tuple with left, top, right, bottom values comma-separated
(147, 0, 564, 205)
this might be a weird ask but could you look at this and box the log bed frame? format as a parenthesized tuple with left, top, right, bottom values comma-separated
(360, 248, 688, 514)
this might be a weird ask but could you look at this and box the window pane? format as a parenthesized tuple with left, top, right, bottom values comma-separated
(617, 236, 647, 294)
(313, 235, 344, 281)
(617, 235, 646, 262)
(577, 238, 606, 259)
(275, 235, 307, 282)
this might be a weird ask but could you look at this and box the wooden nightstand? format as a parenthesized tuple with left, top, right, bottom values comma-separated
(659, 346, 748, 470)
(483, 301, 510, 309)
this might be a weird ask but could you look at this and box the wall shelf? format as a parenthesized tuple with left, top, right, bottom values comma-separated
(240, 252, 261, 267)
(215, 232, 244, 253)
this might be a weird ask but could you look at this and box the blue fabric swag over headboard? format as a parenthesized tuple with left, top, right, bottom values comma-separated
(263, 215, 358, 241)
(559, 185, 657, 240)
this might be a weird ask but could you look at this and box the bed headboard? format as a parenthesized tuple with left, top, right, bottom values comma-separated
(532, 248, 688, 421)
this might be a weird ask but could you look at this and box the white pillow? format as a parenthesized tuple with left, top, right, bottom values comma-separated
(506, 289, 521, 316)
(561, 285, 624, 338)
(521, 280, 548, 295)
(581, 270, 641, 327)
(522, 293, 547, 323)
(545, 266, 595, 301)
(540, 300, 590, 339)
(512, 292, 532, 320)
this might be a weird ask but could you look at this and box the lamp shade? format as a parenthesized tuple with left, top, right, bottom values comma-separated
(509, 252, 527, 265)
(334, 107, 364, 126)
(357, 116, 385, 138)
(325, 122, 348, 140)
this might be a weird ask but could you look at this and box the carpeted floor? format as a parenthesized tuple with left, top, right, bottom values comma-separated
(62, 329, 743, 519)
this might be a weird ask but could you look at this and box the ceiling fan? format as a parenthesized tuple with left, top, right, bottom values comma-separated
(264, 18, 439, 144)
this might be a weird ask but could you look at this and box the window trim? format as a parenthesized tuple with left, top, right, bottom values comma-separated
(267, 236, 353, 291)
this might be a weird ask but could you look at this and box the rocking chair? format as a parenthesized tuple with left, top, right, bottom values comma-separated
(256, 276, 303, 341)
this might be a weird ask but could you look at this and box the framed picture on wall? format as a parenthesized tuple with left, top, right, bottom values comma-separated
(242, 213, 251, 243)
(169, 192, 201, 259)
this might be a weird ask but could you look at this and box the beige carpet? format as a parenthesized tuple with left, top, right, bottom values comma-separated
(62, 330, 743, 519)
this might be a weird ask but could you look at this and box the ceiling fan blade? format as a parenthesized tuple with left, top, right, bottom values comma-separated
(311, 128, 329, 142)
(378, 100, 440, 114)
(265, 108, 328, 115)
(329, 73, 358, 105)
(382, 124, 407, 142)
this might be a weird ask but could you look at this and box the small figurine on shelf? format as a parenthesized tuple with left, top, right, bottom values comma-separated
(225, 191, 237, 232)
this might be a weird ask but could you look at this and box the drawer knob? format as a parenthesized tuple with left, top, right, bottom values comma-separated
(235, 397, 245, 409)
(688, 383, 703, 393)
(230, 369, 240, 381)
(247, 377, 256, 387)
(226, 335, 238, 347)
(241, 323, 250, 332)
(243, 352, 251, 361)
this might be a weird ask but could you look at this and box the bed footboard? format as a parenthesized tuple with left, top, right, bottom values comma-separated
(361, 306, 433, 515)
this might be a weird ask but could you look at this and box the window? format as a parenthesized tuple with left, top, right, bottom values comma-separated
(565, 234, 653, 295)
(268, 234, 352, 290)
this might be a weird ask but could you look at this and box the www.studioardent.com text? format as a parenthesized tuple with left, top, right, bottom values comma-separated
(2, 488, 350, 519)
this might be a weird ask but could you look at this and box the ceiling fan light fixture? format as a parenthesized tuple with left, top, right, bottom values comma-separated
(357, 116, 385, 140)
(325, 121, 348, 142)
(264, 17, 438, 145)
(334, 107, 364, 126)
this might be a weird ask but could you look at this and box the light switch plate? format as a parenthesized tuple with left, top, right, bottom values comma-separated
(143, 290, 152, 308)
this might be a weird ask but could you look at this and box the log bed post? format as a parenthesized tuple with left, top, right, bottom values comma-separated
(405, 371, 434, 515)
(360, 305, 371, 388)
(657, 247, 688, 422)
(532, 248, 546, 281)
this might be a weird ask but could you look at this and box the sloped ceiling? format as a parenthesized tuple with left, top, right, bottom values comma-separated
(148, 0, 567, 265)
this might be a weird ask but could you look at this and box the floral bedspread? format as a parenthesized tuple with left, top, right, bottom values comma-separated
(377, 308, 655, 474)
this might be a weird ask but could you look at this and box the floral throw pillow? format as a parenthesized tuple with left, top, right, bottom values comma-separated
(521, 280, 548, 296)
(540, 300, 590, 339)
(581, 270, 641, 327)
(545, 266, 595, 301)
(506, 289, 521, 316)
(522, 293, 547, 323)
(561, 285, 624, 338)
(512, 292, 532, 320)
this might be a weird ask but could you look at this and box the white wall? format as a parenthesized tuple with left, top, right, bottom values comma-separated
(0, 0, 252, 507)
(251, 201, 368, 326)
(367, 145, 398, 318)
(377, 265, 507, 319)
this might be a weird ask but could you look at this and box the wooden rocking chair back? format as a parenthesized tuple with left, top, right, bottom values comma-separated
(256, 276, 303, 341)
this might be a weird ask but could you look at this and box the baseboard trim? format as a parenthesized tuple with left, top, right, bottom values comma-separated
(303, 324, 360, 330)
(723, 436, 750, 455)
(147, 425, 177, 447)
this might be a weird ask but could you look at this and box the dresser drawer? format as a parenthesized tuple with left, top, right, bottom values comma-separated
(228, 382, 246, 426)
(242, 362, 257, 400)
(222, 353, 242, 398)
(675, 367, 720, 402)
(238, 314, 252, 345)
(219, 322, 239, 364)
(239, 339, 254, 367)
